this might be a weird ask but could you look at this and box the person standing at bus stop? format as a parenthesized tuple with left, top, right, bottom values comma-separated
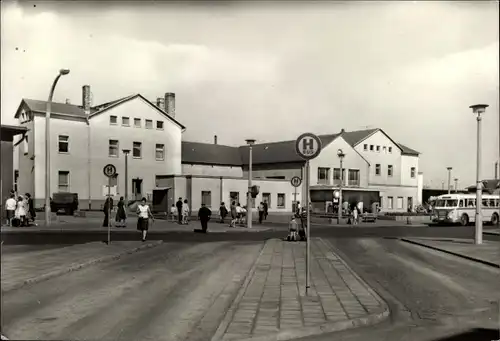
(176, 197, 183, 224)
(136, 197, 154, 241)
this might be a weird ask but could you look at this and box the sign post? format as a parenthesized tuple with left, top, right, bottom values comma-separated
(295, 133, 322, 295)
(103, 164, 117, 245)
(291, 176, 302, 213)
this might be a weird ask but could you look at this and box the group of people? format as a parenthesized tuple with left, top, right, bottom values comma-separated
(170, 198, 190, 224)
(4, 190, 36, 227)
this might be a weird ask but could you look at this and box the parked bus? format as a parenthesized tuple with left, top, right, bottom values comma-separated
(432, 193, 499, 226)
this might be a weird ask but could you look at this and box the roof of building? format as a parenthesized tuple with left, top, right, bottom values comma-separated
(182, 141, 243, 166)
(15, 94, 185, 129)
(466, 179, 500, 191)
(397, 143, 420, 156)
(1, 124, 28, 142)
(341, 128, 420, 156)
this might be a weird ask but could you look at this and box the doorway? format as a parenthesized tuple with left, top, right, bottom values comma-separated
(132, 178, 143, 200)
(407, 197, 413, 212)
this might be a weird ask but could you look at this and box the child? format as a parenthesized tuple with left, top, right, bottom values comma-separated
(170, 204, 177, 222)
(287, 215, 299, 241)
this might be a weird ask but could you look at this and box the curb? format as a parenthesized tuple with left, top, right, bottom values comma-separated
(210, 241, 271, 341)
(211, 238, 390, 341)
(483, 231, 500, 236)
(2, 240, 164, 293)
(400, 238, 499, 269)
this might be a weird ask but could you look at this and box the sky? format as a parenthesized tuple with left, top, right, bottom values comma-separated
(1, 0, 499, 188)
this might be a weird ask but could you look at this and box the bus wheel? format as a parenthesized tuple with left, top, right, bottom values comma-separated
(491, 213, 499, 226)
(460, 214, 469, 226)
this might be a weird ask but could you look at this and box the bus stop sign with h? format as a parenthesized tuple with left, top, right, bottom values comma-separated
(103, 164, 117, 245)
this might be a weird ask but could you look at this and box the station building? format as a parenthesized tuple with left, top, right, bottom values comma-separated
(13, 85, 423, 214)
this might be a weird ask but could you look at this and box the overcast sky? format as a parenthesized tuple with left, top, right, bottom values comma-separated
(1, 0, 498, 188)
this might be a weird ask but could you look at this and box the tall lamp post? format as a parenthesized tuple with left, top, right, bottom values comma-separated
(45, 69, 70, 227)
(337, 149, 345, 224)
(446, 167, 452, 194)
(454, 178, 458, 193)
(470, 103, 488, 245)
(122, 149, 130, 207)
(246, 139, 256, 229)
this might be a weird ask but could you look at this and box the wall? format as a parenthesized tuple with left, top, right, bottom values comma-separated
(186, 175, 295, 213)
(16, 119, 35, 199)
(417, 173, 424, 205)
(400, 155, 419, 187)
(88, 96, 183, 208)
(373, 185, 419, 213)
(309, 136, 369, 187)
(242, 162, 303, 180)
(355, 130, 403, 186)
(1, 141, 14, 208)
(182, 163, 243, 177)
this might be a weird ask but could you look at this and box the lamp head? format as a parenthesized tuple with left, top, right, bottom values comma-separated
(245, 139, 256, 146)
(59, 69, 70, 75)
(337, 149, 345, 158)
(469, 104, 488, 115)
(122, 149, 131, 154)
(447, 167, 452, 171)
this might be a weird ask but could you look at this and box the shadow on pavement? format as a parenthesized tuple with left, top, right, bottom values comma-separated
(431, 328, 499, 341)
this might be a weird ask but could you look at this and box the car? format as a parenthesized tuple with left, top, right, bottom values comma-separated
(50, 192, 79, 215)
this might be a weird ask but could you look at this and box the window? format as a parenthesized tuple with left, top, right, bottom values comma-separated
(363, 144, 368, 151)
(133, 142, 142, 158)
(482, 199, 489, 208)
(388, 196, 393, 209)
(262, 193, 271, 207)
(383, 146, 386, 152)
(108, 140, 119, 157)
(370, 145, 374, 151)
(134, 118, 141, 128)
(58, 171, 70, 192)
(58, 135, 69, 153)
(317, 167, 330, 184)
(467, 199, 475, 208)
(375, 164, 381, 176)
(155, 144, 165, 160)
(201, 191, 211, 207)
(122, 117, 130, 126)
(229, 192, 239, 204)
(388, 146, 392, 153)
(277, 193, 285, 208)
(156, 120, 164, 130)
(333, 168, 345, 185)
(379, 196, 383, 208)
(397, 197, 403, 209)
(348, 169, 360, 186)
(410, 167, 416, 178)
(376, 145, 380, 152)
(145, 119, 153, 129)
(110, 116, 117, 125)
(388, 165, 393, 177)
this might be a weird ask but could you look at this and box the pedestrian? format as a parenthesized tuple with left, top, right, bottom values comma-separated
(25, 193, 36, 226)
(236, 203, 243, 225)
(136, 197, 153, 241)
(182, 199, 190, 225)
(229, 201, 237, 227)
(198, 203, 212, 233)
(219, 202, 228, 223)
(352, 203, 358, 225)
(258, 202, 265, 224)
(15, 195, 27, 227)
(170, 204, 177, 222)
(176, 197, 183, 224)
(102, 196, 113, 227)
(4, 194, 17, 227)
(286, 215, 299, 241)
(115, 196, 127, 227)
(263, 201, 268, 220)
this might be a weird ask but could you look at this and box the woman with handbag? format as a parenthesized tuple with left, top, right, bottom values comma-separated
(136, 197, 154, 242)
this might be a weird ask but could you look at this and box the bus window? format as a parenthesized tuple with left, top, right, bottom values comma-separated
(482, 199, 489, 208)
(488, 199, 495, 207)
(449, 200, 458, 207)
(467, 199, 475, 207)
(459, 199, 464, 208)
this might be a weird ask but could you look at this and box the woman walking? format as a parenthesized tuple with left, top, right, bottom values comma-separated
(115, 196, 127, 227)
(182, 199, 190, 225)
(15, 195, 27, 227)
(136, 197, 153, 241)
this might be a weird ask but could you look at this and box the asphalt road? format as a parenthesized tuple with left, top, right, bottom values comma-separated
(2, 241, 264, 341)
(2, 224, 500, 245)
(294, 237, 500, 341)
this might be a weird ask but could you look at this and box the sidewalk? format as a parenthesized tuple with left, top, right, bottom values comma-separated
(1, 240, 163, 292)
(400, 237, 499, 268)
(211, 238, 389, 341)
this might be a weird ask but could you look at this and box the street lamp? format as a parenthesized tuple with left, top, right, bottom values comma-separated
(446, 167, 452, 194)
(470, 103, 488, 245)
(122, 149, 130, 207)
(45, 68, 70, 226)
(246, 139, 256, 229)
(337, 149, 345, 224)
(454, 178, 458, 193)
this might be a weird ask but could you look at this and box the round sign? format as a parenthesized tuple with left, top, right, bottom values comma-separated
(103, 164, 117, 178)
(291, 176, 302, 187)
(295, 133, 322, 160)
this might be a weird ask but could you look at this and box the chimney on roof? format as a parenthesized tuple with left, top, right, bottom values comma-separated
(82, 85, 91, 115)
(214, 135, 218, 145)
(65, 99, 71, 104)
(156, 97, 165, 111)
(165, 93, 175, 118)
(340, 128, 345, 134)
